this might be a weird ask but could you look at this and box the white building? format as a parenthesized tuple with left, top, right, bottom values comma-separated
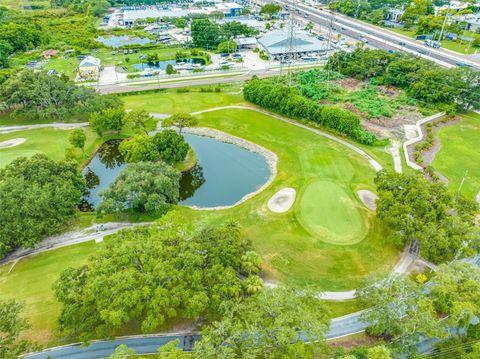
(257, 30, 331, 60)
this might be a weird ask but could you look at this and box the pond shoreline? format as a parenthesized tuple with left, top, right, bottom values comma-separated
(182, 126, 278, 211)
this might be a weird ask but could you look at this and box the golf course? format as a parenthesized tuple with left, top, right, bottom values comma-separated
(0, 87, 400, 345)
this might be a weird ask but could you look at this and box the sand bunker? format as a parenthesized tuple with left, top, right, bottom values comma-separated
(476, 191, 480, 204)
(357, 190, 378, 210)
(268, 188, 296, 213)
(0, 138, 26, 149)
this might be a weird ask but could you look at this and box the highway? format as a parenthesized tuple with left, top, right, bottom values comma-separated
(269, 0, 480, 71)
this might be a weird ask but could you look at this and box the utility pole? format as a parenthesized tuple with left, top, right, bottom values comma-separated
(438, 2, 451, 44)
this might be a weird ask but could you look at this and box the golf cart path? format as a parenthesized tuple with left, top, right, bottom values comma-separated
(0, 122, 89, 134)
(189, 105, 383, 172)
(0, 222, 153, 266)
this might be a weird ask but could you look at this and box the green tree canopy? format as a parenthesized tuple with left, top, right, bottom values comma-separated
(89, 107, 125, 136)
(153, 130, 190, 163)
(97, 161, 180, 214)
(54, 215, 260, 340)
(162, 112, 198, 134)
(0, 70, 121, 120)
(0, 299, 36, 358)
(358, 274, 444, 353)
(195, 287, 330, 358)
(118, 134, 159, 163)
(68, 128, 87, 150)
(217, 40, 237, 54)
(260, 3, 281, 15)
(375, 170, 478, 263)
(124, 109, 154, 135)
(428, 261, 480, 329)
(0, 154, 85, 258)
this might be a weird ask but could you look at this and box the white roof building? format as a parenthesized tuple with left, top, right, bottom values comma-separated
(79, 56, 101, 68)
(257, 30, 330, 59)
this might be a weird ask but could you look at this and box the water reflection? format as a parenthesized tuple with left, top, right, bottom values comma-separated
(179, 164, 206, 201)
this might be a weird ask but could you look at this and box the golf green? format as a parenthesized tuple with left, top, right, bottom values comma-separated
(297, 181, 366, 245)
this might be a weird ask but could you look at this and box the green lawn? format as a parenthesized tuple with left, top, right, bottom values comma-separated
(121, 87, 246, 114)
(297, 181, 367, 245)
(0, 90, 400, 346)
(173, 108, 399, 290)
(0, 127, 99, 167)
(0, 241, 99, 345)
(432, 112, 480, 200)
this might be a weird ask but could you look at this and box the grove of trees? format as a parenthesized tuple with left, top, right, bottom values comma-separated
(327, 49, 480, 113)
(54, 216, 262, 341)
(195, 287, 331, 358)
(243, 76, 377, 144)
(374, 170, 478, 263)
(358, 260, 480, 357)
(0, 299, 36, 358)
(96, 161, 180, 214)
(119, 130, 190, 164)
(0, 154, 85, 258)
(0, 70, 122, 120)
(191, 19, 258, 49)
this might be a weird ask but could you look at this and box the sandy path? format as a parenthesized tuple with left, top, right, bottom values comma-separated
(0, 138, 26, 148)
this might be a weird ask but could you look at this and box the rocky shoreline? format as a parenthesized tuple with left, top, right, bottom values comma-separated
(183, 126, 278, 211)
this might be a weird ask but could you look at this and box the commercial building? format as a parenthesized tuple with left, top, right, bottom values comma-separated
(257, 30, 330, 60)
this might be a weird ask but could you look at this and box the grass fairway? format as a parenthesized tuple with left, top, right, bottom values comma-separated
(0, 127, 99, 167)
(121, 87, 245, 114)
(175, 108, 399, 290)
(0, 241, 98, 345)
(0, 91, 400, 345)
(297, 181, 366, 245)
(433, 113, 480, 200)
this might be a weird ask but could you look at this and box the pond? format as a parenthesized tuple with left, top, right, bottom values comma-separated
(82, 134, 271, 209)
(132, 58, 205, 71)
(96, 35, 154, 48)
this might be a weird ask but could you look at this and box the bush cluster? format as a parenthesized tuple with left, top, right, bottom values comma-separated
(243, 76, 377, 145)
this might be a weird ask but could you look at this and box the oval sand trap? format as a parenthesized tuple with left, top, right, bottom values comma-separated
(476, 191, 480, 204)
(297, 181, 366, 245)
(268, 188, 296, 213)
(0, 138, 26, 149)
(357, 190, 378, 210)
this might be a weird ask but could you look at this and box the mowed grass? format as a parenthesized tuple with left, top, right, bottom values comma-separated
(432, 112, 480, 200)
(121, 88, 245, 114)
(0, 241, 99, 345)
(173, 108, 399, 290)
(297, 181, 367, 245)
(0, 127, 99, 167)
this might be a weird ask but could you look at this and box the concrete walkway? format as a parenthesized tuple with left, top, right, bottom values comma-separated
(0, 122, 89, 134)
(0, 222, 153, 266)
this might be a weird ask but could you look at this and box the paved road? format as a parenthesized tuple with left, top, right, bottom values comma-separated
(271, 0, 479, 70)
(25, 312, 367, 359)
(97, 69, 278, 94)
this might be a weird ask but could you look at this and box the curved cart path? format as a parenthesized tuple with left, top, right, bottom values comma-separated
(189, 106, 383, 172)
(0, 122, 89, 134)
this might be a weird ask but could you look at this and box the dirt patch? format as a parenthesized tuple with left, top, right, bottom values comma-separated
(0, 138, 26, 148)
(335, 78, 364, 91)
(357, 190, 378, 210)
(329, 333, 377, 350)
(267, 188, 296, 213)
(361, 106, 424, 139)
